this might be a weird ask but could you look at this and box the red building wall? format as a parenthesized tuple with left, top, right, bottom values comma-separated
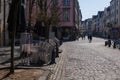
(26, 0, 38, 27)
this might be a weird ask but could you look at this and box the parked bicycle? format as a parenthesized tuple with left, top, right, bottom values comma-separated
(112, 39, 120, 49)
(105, 39, 111, 47)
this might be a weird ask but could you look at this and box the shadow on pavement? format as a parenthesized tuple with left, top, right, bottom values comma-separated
(0, 71, 11, 80)
(0, 57, 20, 65)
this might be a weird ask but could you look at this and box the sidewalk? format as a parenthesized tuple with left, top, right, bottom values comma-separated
(0, 46, 50, 80)
(0, 45, 65, 80)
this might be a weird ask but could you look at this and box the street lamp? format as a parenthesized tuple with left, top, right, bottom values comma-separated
(7, 0, 20, 73)
(3, 0, 6, 46)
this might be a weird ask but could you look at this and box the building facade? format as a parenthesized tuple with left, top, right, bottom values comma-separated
(84, 18, 92, 35)
(0, 0, 9, 46)
(25, 0, 82, 40)
(26, 0, 38, 28)
(91, 15, 97, 35)
(84, 0, 120, 38)
(78, 10, 83, 35)
(110, 0, 120, 38)
(103, 7, 111, 38)
(60, 0, 82, 40)
(80, 21, 86, 35)
(0, 0, 82, 46)
(96, 11, 104, 37)
(110, 0, 119, 27)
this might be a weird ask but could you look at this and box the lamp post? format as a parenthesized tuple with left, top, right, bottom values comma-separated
(7, 0, 20, 73)
(3, 0, 6, 46)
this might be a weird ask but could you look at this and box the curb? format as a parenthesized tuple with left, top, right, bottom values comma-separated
(0, 66, 10, 70)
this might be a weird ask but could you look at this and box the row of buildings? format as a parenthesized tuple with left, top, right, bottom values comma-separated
(84, 0, 120, 39)
(0, 0, 82, 46)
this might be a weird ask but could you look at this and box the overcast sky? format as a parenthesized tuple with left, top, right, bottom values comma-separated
(78, 0, 111, 20)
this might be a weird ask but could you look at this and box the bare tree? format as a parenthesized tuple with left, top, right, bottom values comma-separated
(28, 0, 36, 29)
(36, 0, 62, 41)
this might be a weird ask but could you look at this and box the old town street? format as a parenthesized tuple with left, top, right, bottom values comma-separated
(48, 37, 120, 80)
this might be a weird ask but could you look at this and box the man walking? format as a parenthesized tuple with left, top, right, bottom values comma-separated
(88, 33, 92, 43)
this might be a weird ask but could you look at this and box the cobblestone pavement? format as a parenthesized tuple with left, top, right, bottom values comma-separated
(63, 37, 120, 80)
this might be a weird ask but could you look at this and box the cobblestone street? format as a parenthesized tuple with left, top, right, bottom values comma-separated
(49, 37, 120, 80)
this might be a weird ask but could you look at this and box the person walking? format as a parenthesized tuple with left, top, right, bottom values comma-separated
(83, 33, 86, 40)
(87, 34, 90, 40)
(87, 33, 92, 43)
(107, 34, 111, 47)
(89, 35, 92, 43)
(81, 34, 84, 40)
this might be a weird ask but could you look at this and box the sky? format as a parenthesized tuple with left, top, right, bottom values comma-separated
(78, 0, 111, 20)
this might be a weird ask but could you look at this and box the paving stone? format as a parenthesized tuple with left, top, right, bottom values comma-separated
(43, 37, 120, 80)
(62, 38, 120, 80)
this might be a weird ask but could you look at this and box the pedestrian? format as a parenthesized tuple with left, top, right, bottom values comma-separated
(108, 34, 111, 39)
(76, 36, 79, 41)
(81, 33, 84, 40)
(107, 35, 111, 47)
(87, 33, 92, 43)
(83, 33, 86, 40)
(87, 34, 90, 41)
(89, 35, 92, 43)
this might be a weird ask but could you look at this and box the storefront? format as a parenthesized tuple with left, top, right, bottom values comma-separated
(59, 26, 78, 41)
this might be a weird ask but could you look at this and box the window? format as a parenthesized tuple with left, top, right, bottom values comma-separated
(63, 0, 70, 6)
(63, 9, 70, 21)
